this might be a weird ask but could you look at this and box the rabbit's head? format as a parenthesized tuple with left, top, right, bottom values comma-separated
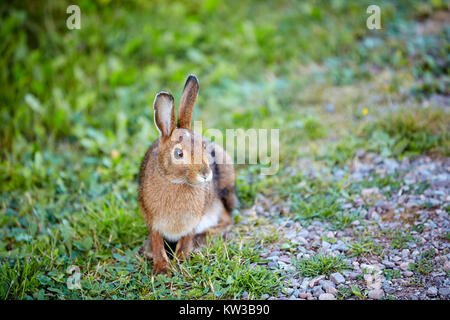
(153, 75, 212, 187)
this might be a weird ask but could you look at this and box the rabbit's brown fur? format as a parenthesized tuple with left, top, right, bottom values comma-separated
(138, 75, 238, 275)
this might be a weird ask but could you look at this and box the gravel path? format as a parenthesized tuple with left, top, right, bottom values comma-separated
(236, 153, 449, 300)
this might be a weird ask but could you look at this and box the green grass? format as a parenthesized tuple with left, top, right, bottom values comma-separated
(348, 239, 383, 258)
(382, 269, 402, 281)
(302, 116, 327, 140)
(363, 108, 449, 157)
(294, 253, 350, 278)
(332, 211, 362, 230)
(0, 234, 280, 299)
(175, 237, 281, 299)
(0, 0, 448, 299)
(410, 248, 435, 276)
(388, 229, 418, 249)
(0, 257, 41, 299)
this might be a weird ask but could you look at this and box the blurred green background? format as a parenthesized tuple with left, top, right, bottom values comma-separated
(0, 0, 448, 299)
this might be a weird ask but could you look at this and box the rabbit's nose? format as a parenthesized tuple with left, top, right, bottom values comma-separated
(197, 167, 212, 182)
(200, 166, 211, 178)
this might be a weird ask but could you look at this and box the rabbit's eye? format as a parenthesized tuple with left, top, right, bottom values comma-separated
(174, 148, 184, 159)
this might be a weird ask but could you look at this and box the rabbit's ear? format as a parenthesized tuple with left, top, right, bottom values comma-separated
(177, 75, 199, 130)
(153, 91, 175, 138)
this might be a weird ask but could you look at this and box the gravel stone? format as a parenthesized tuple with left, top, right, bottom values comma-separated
(399, 262, 410, 271)
(312, 286, 324, 297)
(298, 292, 309, 299)
(382, 260, 395, 268)
(300, 278, 310, 291)
(257, 155, 450, 300)
(443, 261, 450, 272)
(401, 249, 410, 258)
(309, 275, 325, 288)
(348, 272, 360, 280)
(330, 272, 345, 284)
(427, 287, 438, 296)
(439, 288, 450, 297)
(319, 293, 336, 300)
(326, 286, 337, 295)
(284, 288, 294, 295)
(368, 289, 384, 300)
(319, 280, 335, 291)
(331, 240, 348, 252)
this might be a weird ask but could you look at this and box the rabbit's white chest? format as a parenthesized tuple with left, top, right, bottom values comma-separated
(153, 211, 201, 242)
(194, 200, 222, 234)
(152, 199, 222, 242)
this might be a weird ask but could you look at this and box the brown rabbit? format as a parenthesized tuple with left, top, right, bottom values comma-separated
(138, 75, 238, 275)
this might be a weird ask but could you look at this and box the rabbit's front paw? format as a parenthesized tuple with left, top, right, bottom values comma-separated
(152, 260, 170, 276)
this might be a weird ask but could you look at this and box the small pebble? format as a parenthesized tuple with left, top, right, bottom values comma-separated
(427, 287, 438, 296)
(404, 271, 413, 277)
(309, 275, 325, 288)
(400, 262, 410, 271)
(330, 272, 345, 284)
(319, 293, 336, 300)
(368, 289, 384, 300)
(439, 288, 450, 297)
(312, 286, 324, 297)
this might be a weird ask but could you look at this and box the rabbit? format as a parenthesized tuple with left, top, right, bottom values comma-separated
(138, 75, 238, 275)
